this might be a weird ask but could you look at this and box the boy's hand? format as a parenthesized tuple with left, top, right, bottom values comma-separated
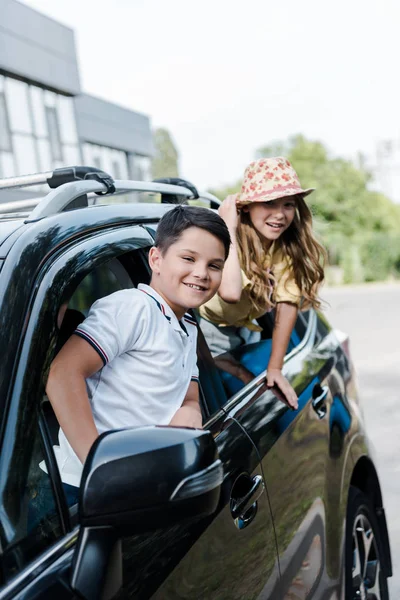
(168, 406, 203, 429)
(266, 368, 298, 410)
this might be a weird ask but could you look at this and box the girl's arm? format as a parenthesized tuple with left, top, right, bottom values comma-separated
(266, 302, 299, 409)
(217, 195, 243, 303)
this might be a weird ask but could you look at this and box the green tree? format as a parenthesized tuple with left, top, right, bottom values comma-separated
(152, 128, 180, 179)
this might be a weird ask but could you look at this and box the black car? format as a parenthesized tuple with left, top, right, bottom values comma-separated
(0, 167, 392, 599)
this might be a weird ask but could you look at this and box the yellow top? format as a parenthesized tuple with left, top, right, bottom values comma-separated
(199, 244, 302, 331)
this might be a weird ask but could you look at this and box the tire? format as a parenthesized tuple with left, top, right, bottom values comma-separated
(345, 485, 389, 600)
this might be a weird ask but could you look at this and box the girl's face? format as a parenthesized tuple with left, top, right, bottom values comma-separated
(243, 196, 297, 244)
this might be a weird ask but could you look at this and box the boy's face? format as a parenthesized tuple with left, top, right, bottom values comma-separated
(149, 226, 226, 318)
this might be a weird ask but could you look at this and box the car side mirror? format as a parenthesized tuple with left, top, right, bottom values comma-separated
(70, 426, 223, 600)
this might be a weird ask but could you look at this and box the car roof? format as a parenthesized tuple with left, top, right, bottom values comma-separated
(0, 201, 177, 260)
(0, 218, 25, 247)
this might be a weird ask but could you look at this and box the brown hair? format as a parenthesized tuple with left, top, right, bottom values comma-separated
(236, 195, 326, 312)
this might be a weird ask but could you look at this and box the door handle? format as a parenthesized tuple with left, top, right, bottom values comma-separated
(231, 474, 265, 525)
(312, 385, 328, 418)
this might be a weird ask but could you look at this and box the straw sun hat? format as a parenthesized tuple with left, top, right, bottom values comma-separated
(236, 157, 314, 206)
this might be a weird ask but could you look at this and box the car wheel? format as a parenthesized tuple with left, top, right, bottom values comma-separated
(345, 485, 389, 600)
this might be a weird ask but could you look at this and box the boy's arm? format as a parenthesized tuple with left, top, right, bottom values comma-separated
(168, 381, 203, 429)
(266, 302, 299, 410)
(46, 334, 104, 463)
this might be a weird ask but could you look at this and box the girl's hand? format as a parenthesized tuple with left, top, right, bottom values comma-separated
(218, 194, 240, 232)
(266, 368, 298, 410)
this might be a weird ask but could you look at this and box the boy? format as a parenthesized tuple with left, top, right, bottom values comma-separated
(46, 205, 231, 490)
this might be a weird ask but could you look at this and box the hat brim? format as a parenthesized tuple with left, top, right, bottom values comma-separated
(236, 187, 315, 206)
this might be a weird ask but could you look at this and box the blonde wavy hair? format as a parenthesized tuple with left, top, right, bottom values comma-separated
(236, 195, 326, 313)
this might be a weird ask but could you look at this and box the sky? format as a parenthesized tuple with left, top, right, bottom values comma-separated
(23, 0, 400, 192)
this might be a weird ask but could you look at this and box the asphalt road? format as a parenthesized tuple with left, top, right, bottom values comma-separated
(322, 282, 400, 597)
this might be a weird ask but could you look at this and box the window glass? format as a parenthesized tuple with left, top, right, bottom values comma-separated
(82, 143, 129, 179)
(197, 312, 275, 400)
(316, 311, 331, 339)
(37, 139, 52, 172)
(1, 419, 62, 581)
(57, 95, 79, 144)
(44, 90, 57, 108)
(112, 160, 121, 179)
(5, 78, 33, 134)
(48, 259, 138, 513)
(1, 78, 82, 177)
(83, 142, 101, 169)
(68, 259, 132, 317)
(0, 93, 12, 151)
(0, 151, 16, 178)
(295, 310, 310, 342)
(30, 86, 48, 138)
(52, 160, 64, 170)
(131, 154, 152, 181)
(110, 148, 129, 179)
(45, 107, 63, 162)
(98, 145, 110, 172)
(13, 134, 38, 175)
(92, 156, 102, 170)
(63, 144, 81, 166)
(197, 303, 306, 404)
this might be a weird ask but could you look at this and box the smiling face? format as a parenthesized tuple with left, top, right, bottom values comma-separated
(243, 196, 297, 245)
(149, 226, 226, 318)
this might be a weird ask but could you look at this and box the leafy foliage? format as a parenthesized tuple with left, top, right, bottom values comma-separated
(152, 128, 179, 179)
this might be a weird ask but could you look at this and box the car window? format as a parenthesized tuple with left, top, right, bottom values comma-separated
(0, 226, 155, 585)
(43, 251, 151, 517)
(1, 258, 136, 580)
(294, 310, 310, 342)
(68, 258, 134, 317)
(315, 310, 331, 340)
(197, 307, 309, 408)
(1, 412, 63, 583)
(196, 310, 271, 403)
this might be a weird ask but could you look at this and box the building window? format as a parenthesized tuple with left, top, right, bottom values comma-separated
(83, 143, 129, 179)
(45, 106, 63, 162)
(5, 78, 32, 135)
(0, 93, 12, 152)
(130, 154, 152, 181)
(112, 160, 121, 179)
(13, 134, 38, 175)
(0, 75, 81, 177)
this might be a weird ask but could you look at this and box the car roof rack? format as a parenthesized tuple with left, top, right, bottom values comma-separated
(0, 166, 221, 221)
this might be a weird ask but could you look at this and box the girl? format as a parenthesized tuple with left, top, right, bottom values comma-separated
(199, 156, 326, 409)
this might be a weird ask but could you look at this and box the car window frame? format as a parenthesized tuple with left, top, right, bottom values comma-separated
(0, 224, 155, 588)
(196, 308, 318, 417)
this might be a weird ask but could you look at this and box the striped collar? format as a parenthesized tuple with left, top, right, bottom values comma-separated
(138, 284, 197, 334)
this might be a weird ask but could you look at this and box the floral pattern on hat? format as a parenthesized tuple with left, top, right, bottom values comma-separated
(237, 157, 314, 205)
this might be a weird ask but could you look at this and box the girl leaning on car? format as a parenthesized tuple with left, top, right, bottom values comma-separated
(198, 156, 327, 409)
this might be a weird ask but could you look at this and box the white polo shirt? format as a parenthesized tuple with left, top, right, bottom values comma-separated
(54, 283, 199, 487)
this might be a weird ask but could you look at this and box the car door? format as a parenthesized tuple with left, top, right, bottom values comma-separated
(142, 334, 280, 600)
(202, 309, 347, 599)
(0, 222, 161, 599)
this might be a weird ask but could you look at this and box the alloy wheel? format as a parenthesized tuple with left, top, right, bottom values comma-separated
(351, 513, 385, 599)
